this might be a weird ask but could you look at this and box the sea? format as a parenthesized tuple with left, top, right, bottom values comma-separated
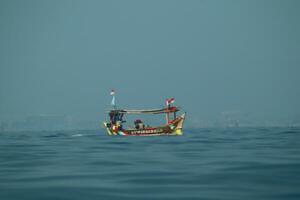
(0, 127, 300, 200)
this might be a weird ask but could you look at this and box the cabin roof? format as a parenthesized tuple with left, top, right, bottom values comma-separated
(109, 106, 179, 115)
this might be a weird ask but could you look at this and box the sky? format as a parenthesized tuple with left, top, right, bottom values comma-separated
(0, 0, 299, 125)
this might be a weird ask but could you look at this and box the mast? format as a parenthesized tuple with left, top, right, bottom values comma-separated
(165, 98, 175, 124)
(165, 101, 170, 124)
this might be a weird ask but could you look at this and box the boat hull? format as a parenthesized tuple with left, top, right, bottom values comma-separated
(103, 113, 185, 136)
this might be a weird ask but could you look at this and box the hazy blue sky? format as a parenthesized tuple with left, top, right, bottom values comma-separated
(0, 0, 299, 124)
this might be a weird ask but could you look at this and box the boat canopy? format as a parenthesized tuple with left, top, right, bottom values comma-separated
(109, 106, 179, 115)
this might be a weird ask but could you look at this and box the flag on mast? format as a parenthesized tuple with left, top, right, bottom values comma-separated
(110, 90, 115, 96)
(165, 98, 175, 106)
(110, 90, 116, 107)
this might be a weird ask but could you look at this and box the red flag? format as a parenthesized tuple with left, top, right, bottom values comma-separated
(166, 98, 175, 106)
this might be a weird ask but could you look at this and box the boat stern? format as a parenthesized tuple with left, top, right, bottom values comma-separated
(103, 122, 114, 135)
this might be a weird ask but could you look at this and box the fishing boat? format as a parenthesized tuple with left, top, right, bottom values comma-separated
(103, 90, 186, 136)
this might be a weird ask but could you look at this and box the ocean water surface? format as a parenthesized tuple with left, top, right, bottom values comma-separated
(0, 128, 300, 200)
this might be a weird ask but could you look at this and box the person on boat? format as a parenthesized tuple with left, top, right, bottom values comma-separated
(134, 119, 145, 129)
